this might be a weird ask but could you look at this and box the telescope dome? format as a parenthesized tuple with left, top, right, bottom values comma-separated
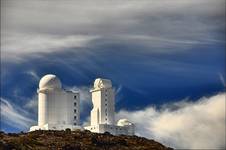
(39, 74, 62, 90)
(117, 119, 133, 126)
(94, 78, 112, 89)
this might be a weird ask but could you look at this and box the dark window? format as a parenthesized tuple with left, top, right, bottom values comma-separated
(74, 109, 77, 113)
(106, 113, 107, 116)
(74, 95, 77, 99)
(74, 123, 76, 125)
(105, 118, 107, 121)
(105, 103, 107, 106)
(74, 102, 76, 106)
(105, 98, 107, 101)
(74, 116, 77, 119)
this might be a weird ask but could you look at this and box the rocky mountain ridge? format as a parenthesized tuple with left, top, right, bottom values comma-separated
(0, 130, 173, 150)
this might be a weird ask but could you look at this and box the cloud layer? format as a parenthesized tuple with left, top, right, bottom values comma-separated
(1, 89, 225, 149)
(1, 0, 225, 61)
(116, 93, 226, 149)
(0, 98, 35, 131)
(0, 1, 225, 148)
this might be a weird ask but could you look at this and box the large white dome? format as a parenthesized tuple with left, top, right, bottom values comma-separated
(39, 74, 62, 90)
(117, 119, 133, 126)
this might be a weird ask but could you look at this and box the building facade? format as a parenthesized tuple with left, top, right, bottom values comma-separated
(30, 75, 134, 135)
(84, 78, 134, 135)
(30, 74, 81, 131)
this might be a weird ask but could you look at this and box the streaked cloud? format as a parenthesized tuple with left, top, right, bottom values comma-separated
(116, 93, 226, 149)
(219, 73, 226, 87)
(1, 0, 225, 61)
(26, 70, 40, 81)
(1, 98, 35, 130)
(24, 96, 38, 111)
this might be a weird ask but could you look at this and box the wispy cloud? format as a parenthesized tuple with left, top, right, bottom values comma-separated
(24, 96, 38, 114)
(116, 93, 226, 149)
(1, 0, 225, 61)
(1, 98, 36, 131)
(218, 73, 226, 87)
(26, 70, 40, 81)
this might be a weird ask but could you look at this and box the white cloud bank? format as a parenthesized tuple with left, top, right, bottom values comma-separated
(1, 91, 225, 149)
(116, 93, 226, 149)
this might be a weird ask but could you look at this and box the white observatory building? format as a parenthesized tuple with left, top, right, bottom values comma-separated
(84, 78, 134, 135)
(30, 74, 81, 131)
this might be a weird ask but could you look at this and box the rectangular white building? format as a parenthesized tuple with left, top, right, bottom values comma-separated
(30, 74, 81, 131)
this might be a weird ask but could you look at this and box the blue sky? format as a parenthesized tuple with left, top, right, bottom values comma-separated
(1, 0, 225, 149)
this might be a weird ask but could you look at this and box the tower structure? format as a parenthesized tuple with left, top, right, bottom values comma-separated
(30, 74, 81, 131)
(85, 78, 134, 135)
(90, 78, 115, 126)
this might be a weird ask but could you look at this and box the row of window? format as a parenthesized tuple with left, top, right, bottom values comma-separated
(105, 91, 108, 122)
(74, 95, 77, 125)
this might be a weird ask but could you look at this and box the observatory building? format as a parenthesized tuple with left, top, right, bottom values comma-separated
(29, 75, 134, 135)
(30, 74, 81, 131)
(84, 78, 134, 135)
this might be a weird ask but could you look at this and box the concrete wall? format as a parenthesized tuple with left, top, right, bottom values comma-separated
(35, 88, 80, 130)
(90, 87, 115, 126)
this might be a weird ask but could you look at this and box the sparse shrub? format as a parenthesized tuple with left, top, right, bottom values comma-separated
(103, 131, 111, 135)
(91, 136, 97, 144)
(65, 128, 71, 134)
(84, 130, 91, 133)
(7, 133, 19, 137)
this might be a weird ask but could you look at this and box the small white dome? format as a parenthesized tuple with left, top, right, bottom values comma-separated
(117, 119, 133, 126)
(39, 74, 62, 90)
(94, 78, 112, 89)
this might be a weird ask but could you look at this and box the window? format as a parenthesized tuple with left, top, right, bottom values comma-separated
(74, 95, 77, 99)
(74, 102, 76, 106)
(74, 123, 76, 125)
(105, 98, 107, 101)
(105, 118, 107, 121)
(106, 113, 107, 116)
(74, 109, 77, 113)
(105, 103, 107, 106)
(74, 116, 77, 119)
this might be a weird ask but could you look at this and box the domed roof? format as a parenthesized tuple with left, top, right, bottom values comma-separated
(39, 74, 62, 90)
(117, 119, 133, 126)
(94, 78, 112, 89)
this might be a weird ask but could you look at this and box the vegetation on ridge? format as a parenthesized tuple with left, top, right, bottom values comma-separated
(0, 130, 173, 150)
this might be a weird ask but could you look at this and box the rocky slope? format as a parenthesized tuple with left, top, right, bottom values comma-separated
(0, 130, 173, 150)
